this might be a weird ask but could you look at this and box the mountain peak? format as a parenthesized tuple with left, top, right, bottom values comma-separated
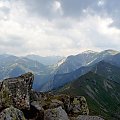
(82, 50, 97, 54)
(101, 49, 119, 55)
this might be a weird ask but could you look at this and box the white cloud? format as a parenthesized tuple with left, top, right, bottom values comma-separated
(0, 1, 10, 8)
(52, 1, 63, 16)
(0, 0, 120, 56)
(98, 0, 105, 6)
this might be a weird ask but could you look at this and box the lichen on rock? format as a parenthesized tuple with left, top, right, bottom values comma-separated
(0, 72, 34, 110)
(0, 106, 26, 120)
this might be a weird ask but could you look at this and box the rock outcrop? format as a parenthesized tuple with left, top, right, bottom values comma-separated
(0, 72, 34, 110)
(0, 73, 104, 120)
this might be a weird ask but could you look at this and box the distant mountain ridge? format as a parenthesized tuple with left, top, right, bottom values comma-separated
(25, 55, 64, 65)
(40, 60, 120, 91)
(0, 49, 120, 92)
(0, 54, 52, 90)
(40, 49, 120, 91)
(54, 49, 119, 74)
(0, 54, 65, 89)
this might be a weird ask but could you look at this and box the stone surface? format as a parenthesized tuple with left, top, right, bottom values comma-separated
(0, 106, 26, 120)
(31, 101, 44, 111)
(49, 99, 64, 109)
(30, 90, 43, 102)
(71, 96, 89, 115)
(0, 72, 34, 110)
(51, 94, 89, 117)
(44, 106, 69, 120)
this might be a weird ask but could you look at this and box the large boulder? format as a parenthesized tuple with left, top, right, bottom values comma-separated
(0, 106, 26, 120)
(0, 72, 34, 110)
(44, 106, 69, 120)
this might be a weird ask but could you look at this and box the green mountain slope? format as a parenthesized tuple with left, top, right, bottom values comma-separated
(91, 61, 120, 83)
(41, 61, 120, 91)
(56, 72, 120, 120)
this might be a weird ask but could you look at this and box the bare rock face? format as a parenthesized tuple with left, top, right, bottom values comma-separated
(0, 106, 26, 120)
(0, 72, 34, 110)
(44, 106, 69, 120)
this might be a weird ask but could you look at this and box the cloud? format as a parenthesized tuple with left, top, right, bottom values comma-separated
(0, 0, 120, 56)
(52, 1, 63, 15)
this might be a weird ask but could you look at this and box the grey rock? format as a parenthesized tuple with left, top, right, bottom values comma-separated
(0, 106, 26, 120)
(31, 101, 44, 111)
(71, 96, 89, 115)
(52, 95, 89, 116)
(0, 72, 34, 110)
(44, 106, 69, 120)
(49, 99, 64, 109)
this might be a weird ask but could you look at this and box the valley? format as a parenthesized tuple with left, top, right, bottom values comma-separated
(0, 50, 120, 119)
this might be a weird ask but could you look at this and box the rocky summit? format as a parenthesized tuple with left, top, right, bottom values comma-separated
(0, 73, 104, 120)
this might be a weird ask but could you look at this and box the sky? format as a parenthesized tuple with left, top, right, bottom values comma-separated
(0, 0, 120, 56)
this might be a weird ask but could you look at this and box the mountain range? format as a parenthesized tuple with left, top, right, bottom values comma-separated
(0, 49, 120, 91)
(40, 49, 120, 91)
(0, 54, 58, 88)
(26, 55, 64, 65)
(0, 50, 120, 90)
(0, 49, 120, 119)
